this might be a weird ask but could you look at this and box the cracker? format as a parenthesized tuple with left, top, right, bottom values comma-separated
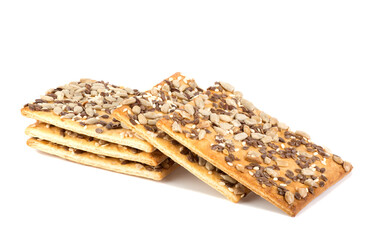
(113, 73, 249, 202)
(156, 81, 353, 216)
(25, 121, 167, 166)
(21, 79, 155, 152)
(26, 138, 177, 180)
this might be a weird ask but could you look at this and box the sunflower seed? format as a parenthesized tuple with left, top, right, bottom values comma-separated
(234, 132, 248, 141)
(277, 122, 289, 130)
(137, 114, 147, 125)
(298, 188, 308, 198)
(210, 113, 220, 125)
(53, 106, 62, 115)
(198, 129, 206, 140)
(73, 106, 83, 114)
(251, 133, 265, 140)
(144, 112, 159, 119)
(333, 155, 344, 164)
(301, 168, 315, 176)
(244, 118, 257, 125)
(213, 126, 227, 135)
(160, 103, 171, 113)
(275, 159, 289, 167)
(265, 168, 279, 178)
(219, 114, 232, 122)
(198, 157, 206, 166)
(219, 82, 234, 92)
(235, 164, 245, 172)
(264, 157, 272, 164)
(343, 161, 352, 172)
(295, 130, 310, 139)
(219, 122, 233, 131)
(235, 113, 247, 122)
(85, 118, 99, 125)
(122, 98, 136, 105)
(194, 97, 204, 108)
(197, 120, 211, 128)
(261, 135, 273, 144)
(205, 162, 215, 171)
(62, 113, 75, 119)
(285, 191, 294, 205)
(246, 150, 262, 163)
(40, 95, 54, 102)
(304, 179, 318, 187)
(259, 112, 270, 123)
(132, 106, 141, 115)
(220, 174, 237, 184)
(199, 109, 211, 116)
(233, 183, 247, 195)
(139, 98, 151, 107)
(172, 121, 182, 133)
(241, 99, 255, 111)
(85, 107, 95, 117)
(185, 104, 195, 115)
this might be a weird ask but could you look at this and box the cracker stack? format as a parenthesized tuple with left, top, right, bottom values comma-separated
(113, 73, 353, 216)
(21, 79, 177, 180)
(21, 74, 353, 216)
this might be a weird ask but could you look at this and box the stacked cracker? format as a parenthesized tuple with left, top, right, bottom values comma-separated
(21, 79, 177, 180)
(21, 74, 353, 216)
(113, 73, 353, 216)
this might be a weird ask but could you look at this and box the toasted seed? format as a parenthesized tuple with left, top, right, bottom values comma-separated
(40, 95, 54, 102)
(85, 118, 99, 125)
(62, 113, 75, 119)
(304, 179, 318, 187)
(194, 97, 204, 108)
(235, 164, 245, 172)
(301, 168, 315, 176)
(343, 161, 353, 172)
(137, 114, 147, 125)
(246, 150, 262, 164)
(333, 155, 344, 164)
(231, 119, 241, 127)
(251, 133, 265, 140)
(233, 183, 247, 195)
(244, 118, 257, 125)
(73, 106, 83, 114)
(219, 82, 234, 92)
(277, 122, 289, 130)
(295, 130, 310, 139)
(199, 109, 211, 116)
(198, 129, 206, 140)
(205, 162, 215, 171)
(172, 79, 180, 88)
(160, 103, 171, 113)
(85, 107, 95, 117)
(235, 113, 247, 122)
(276, 159, 289, 167)
(265, 168, 279, 178)
(197, 120, 211, 129)
(144, 112, 159, 119)
(210, 113, 220, 125)
(297, 188, 308, 198)
(266, 127, 278, 138)
(213, 126, 227, 135)
(95, 128, 103, 134)
(234, 132, 248, 141)
(198, 157, 206, 166)
(53, 106, 62, 115)
(261, 135, 273, 144)
(220, 174, 237, 184)
(147, 119, 157, 125)
(132, 105, 141, 115)
(139, 98, 151, 107)
(241, 99, 255, 111)
(172, 121, 182, 133)
(285, 191, 294, 205)
(219, 122, 233, 131)
(219, 114, 232, 122)
(264, 157, 272, 164)
(226, 98, 237, 107)
(121, 98, 136, 105)
(184, 104, 195, 115)
(260, 112, 270, 123)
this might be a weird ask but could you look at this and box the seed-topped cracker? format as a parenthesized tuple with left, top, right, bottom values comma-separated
(156, 81, 353, 216)
(26, 138, 177, 180)
(113, 73, 250, 202)
(21, 79, 155, 152)
(25, 122, 167, 166)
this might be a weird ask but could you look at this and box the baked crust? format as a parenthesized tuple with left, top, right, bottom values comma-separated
(26, 138, 177, 181)
(25, 121, 166, 166)
(155, 82, 353, 216)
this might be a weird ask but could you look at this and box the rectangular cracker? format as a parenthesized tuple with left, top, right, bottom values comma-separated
(21, 79, 155, 152)
(156, 81, 353, 216)
(26, 138, 177, 181)
(25, 121, 167, 166)
(113, 73, 250, 202)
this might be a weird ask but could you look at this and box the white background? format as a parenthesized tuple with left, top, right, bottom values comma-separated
(1, 1, 368, 239)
